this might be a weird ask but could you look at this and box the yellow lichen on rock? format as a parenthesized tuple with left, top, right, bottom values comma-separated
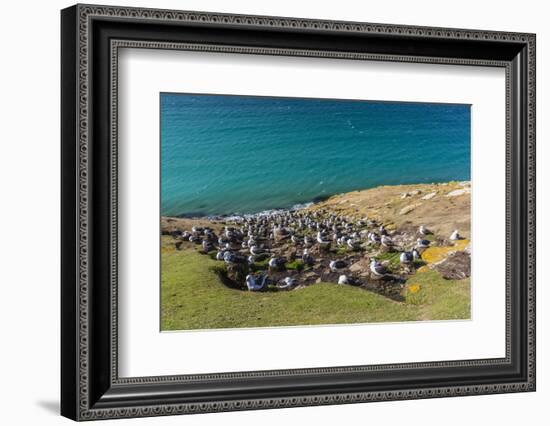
(421, 239, 470, 265)
(453, 239, 470, 252)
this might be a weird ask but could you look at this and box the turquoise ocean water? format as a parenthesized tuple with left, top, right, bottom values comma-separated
(161, 94, 470, 217)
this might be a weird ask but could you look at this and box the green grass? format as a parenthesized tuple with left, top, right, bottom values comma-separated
(208, 251, 218, 260)
(335, 245, 364, 255)
(286, 259, 305, 271)
(376, 251, 402, 269)
(335, 246, 351, 255)
(375, 252, 427, 273)
(161, 239, 470, 330)
(405, 271, 471, 320)
(253, 257, 270, 270)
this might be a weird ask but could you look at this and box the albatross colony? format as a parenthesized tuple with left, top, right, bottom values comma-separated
(161, 181, 472, 301)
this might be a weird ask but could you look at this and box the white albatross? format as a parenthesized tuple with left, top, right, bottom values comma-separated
(338, 275, 349, 285)
(416, 238, 431, 248)
(381, 235, 394, 247)
(246, 274, 268, 291)
(202, 240, 214, 252)
(268, 256, 286, 270)
(329, 260, 347, 272)
(369, 232, 381, 243)
(450, 229, 461, 240)
(223, 251, 238, 264)
(249, 245, 265, 256)
(301, 249, 315, 265)
(370, 259, 387, 276)
(316, 231, 330, 245)
(347, 238, 361, 250)
(278, 277, 297, 289)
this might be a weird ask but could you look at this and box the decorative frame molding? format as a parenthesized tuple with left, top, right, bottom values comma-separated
(61, 4, 536, 421)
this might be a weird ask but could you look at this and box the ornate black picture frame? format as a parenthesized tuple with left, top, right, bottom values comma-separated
(61, 4, 536, 421)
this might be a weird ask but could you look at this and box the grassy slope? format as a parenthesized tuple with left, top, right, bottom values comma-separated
(161, 240, 470, 331)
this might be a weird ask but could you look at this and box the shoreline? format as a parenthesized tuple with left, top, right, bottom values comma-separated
(174, 201, 315, 221)
(162, 179, 470, 220)
(162, 180, 471, 238)
(167, 195, 332, 220)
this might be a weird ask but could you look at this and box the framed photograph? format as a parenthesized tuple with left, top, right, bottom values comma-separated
(61, 4, 536, 421)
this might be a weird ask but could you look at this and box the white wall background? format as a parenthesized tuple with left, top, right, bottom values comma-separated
(0, 0, 546, 424)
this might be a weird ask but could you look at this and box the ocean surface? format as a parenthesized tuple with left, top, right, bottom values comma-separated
(161, 94, 471, 217)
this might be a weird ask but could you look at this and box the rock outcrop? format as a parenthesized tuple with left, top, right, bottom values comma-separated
(434, 251, 471, 280)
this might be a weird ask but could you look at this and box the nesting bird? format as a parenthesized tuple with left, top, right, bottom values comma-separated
(450, 229, 461, 241)
(416, 238, 431, 248)
(223, 251, 237, 264)
(381, 235, 394, 248)
(246, 274, 268, 291)
(369, 232, 381, 243)
(316, 231, 330, 245)
(268, 255, 286, 270)
(249, 245, 265, 256)
(347, 238, 361, 250)
(400, 251, 413, 264)
(202, 240, 214, 252)
(370, 259, 387, 276)
(301, 249, 315, 266)
(338, 275, 349, 285)
(329, 259, 347, 272)
(278, 277, 297, 289)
